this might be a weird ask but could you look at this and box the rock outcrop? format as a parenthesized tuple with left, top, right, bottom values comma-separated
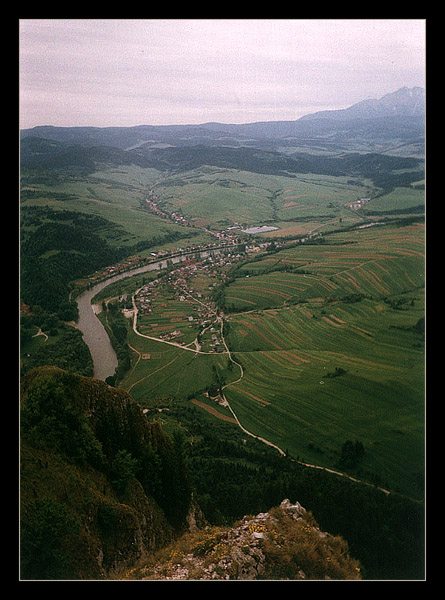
(134, 499, 361, 580)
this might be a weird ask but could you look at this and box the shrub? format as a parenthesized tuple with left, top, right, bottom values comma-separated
(110, 450, 139, 493)
(261, 507, 361, 580)
(21, 498, 80, 579)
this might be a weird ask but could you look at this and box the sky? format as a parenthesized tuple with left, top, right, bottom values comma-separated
(19, 18, 426, 129)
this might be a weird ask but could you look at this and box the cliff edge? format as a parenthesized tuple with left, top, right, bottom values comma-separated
(129, 499, 361, 580)
(20, 366, 201, 579)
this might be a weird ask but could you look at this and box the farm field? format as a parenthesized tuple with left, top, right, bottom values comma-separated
(154, 166, 374, 230)
(116, 256, 240, 401)
(117, 221, 424, 499)
(224, 223, 424, 311)
(221, 222, 425, 498)
(121, 329, 237, 406)
(224, 290, 424, 497)
(363, 186, 424, 214)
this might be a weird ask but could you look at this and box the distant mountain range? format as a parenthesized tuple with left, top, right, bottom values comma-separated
(299, 87, 425, 121)
(20, 87, 425, 157)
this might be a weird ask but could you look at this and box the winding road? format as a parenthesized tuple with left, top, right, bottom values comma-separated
(129, 284, 391, 493)
(76, 248, 392, 497)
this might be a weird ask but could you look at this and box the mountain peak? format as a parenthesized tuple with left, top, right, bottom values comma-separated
(299, 87, 425, 122)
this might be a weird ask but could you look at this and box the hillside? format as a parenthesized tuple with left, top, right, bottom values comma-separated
(20, 366, 363, 580)
(20, 366, 197, 579)
(20, 87, 425, 156)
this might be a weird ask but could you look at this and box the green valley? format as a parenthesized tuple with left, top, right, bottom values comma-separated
(20, 136, 425, 501)
(20, 92, 426, 579)
(99, 221, 424, 500)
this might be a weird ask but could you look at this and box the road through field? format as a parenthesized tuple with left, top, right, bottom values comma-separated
(128, 281, 394, 496)
(77, 237, 399, 498)
(75, 245, 233, 379)
(129, 285, 229, 355)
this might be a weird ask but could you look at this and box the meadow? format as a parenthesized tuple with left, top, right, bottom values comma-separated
(363, 186, 424, 213)
(117, 222, 425, 499)
(20, 165, 213, 252)
(221, 223, 425, 498)
(154, 166, 374, 229)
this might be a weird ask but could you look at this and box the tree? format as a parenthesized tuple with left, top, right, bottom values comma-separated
(137, 445, 162, 500)
(110, 450, 139, 493)
(21, 498, 80, 579)
(340, 440, 365, 469)
(21, 374, 105, 468)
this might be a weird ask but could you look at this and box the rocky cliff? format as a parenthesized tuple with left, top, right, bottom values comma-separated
(20, 366, 203, 579)
(129, 499, 361, 580)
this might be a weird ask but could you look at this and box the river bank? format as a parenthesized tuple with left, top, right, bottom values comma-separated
(75, 248, 225, 380)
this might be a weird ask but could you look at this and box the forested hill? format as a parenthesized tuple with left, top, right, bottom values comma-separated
(20, 87, 425, 155)
(20, 366, 196, 579)
(20, 135, 424, 188)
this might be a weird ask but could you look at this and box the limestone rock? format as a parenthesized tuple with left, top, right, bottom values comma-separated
(137, 499, 361, 581)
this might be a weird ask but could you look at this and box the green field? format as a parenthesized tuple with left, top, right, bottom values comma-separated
(115, 222, 425, 499)
(21, 157, 425, 501)
(20, 164, 213, 252)
(225, 223, 424, 310)
(224, 291, 424, 495)
(122, 330, 237, 404)
(221, 223, 425, 497)
(154, 167, 374, 229)
(364, 186, 424, 213)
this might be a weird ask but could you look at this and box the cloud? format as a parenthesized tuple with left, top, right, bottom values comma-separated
(19, 19, 426, 128)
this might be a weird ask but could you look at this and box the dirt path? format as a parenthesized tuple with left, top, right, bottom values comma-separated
(127, 342, 142, 374)
(32, 327, 48, 342)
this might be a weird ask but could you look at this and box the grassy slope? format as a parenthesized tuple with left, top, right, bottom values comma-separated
(153, 167, 374, 229)
(20, 164, 213, 251)
(118, 223, 425, 499)
(222, 224, 425, 497)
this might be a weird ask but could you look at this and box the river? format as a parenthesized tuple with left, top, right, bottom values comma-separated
(75, 249, 219, 380)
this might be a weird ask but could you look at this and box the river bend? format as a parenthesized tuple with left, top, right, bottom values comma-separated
(75, 250, 217, 380)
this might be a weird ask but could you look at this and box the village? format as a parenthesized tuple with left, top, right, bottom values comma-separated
(132, 249, 247, 353)
(77, 220, 273, 291)
(145, 189, 191, 226)
(345, 197, 371, 210)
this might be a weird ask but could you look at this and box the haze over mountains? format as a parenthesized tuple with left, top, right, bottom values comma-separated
(20, 87, 425, 156)
(298, 87, 425, 121)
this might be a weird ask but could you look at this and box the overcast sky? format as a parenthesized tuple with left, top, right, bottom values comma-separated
(19, 18, 426, 129)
